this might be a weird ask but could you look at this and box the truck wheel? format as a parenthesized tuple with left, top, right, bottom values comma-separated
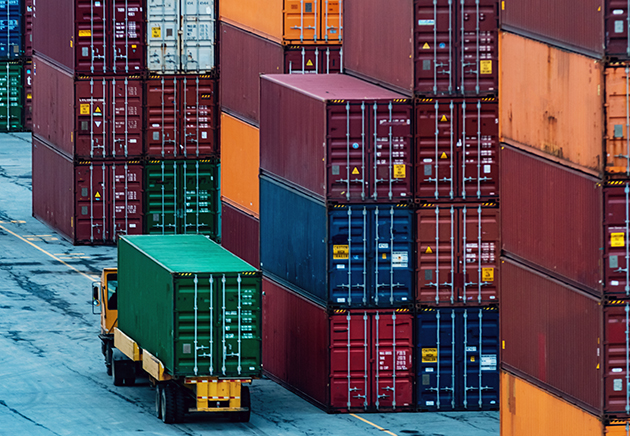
(161, 384, 177, 424)
(105, 343, 112, 376)
(155, 385, 163, 420)
(174, 386, 187, 423)
(123, 364, 136, 386)
(111, 359, 124, 386)
(233, 386, 251, 423)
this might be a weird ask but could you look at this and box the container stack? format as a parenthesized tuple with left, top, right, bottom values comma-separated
(217, 1, 343, 267)
(30, 1, 220, 245)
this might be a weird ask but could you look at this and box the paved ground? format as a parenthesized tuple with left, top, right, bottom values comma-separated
(0, 133, 499, 435)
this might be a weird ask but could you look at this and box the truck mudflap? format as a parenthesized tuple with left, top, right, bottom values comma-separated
(184, 378, 252, 412)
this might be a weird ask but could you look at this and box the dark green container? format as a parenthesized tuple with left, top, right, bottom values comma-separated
(117, 235, 261, 378)
(145, 160, 220, 241)
(0, 61, 23, 131)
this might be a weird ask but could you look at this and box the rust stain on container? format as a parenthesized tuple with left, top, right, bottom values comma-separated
(501, 371, 603, 436)
(500, 31, 605, 175)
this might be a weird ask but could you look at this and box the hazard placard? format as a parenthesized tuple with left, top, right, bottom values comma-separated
(333, 245, 349, 260)
(440, 152, 448, 159)
(422, 42, 430, 49)
(393, 164, 406, 179)
(306, 60, 313, 66)
(482, 267, 494, 282)
(422, 348, 438, 363)
(480, 60, 492, 75)
(152, 27, 161, 38)
(425, 246, 433, 254)
(80, 104, 90, 115)
(78, 30, 91, 37)
(611, 232, 625, 248)
(440, 115, 448, 122)
(94, 106, 102, 115)
(95, 192, 101, 199)
(352, 167, 360, 175)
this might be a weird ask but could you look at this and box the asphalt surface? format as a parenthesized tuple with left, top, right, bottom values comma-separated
(0, 133, 500, 435)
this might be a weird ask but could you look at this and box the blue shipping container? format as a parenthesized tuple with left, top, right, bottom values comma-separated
(416, 307, 499, 411)
(260, 175, 413, 307)
(0, 0, 22, 58)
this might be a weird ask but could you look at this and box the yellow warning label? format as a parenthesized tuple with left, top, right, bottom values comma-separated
(80, 104, 90, 115)
(306, 60, 313, 66)
(382, 253, 387, 259)
(393, 164, 406, 179)
(440, 115, 448, 122)
(440, 152, 448, 159)
(333, 245, 349, 260)
(95, 192, 101, 199)
(78, 30, 91, 37)
(482, 267, 494, 282)
(612, 232, 626, 248)
(422, 42, 430, 49)
(26, 93, 32, 100)
(470, 356, 476, 362)
(425, 246, 433, 254)
(152, 27, 161, 38)
(422, 348, 438, 363)
(94, 106, 102, 114)
(352, 167, 360, 175)
(480, 60, 492, 75)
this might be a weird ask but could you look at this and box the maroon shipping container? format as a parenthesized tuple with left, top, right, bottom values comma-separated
(33, 135, 144, 245)
(605, 182, 630, 298)
(607, 1, 630, 59)
(220, 23, 342, 126)
(605, 300, 630, 418)
(260, 74, 412, 202)
(33, 0, 144, 73)
(24, 0, 33, 57)
(501, 145, 603, 294)
(33, 57, 144, 159)
(23, 58, 32, 131)
(416, 97, 499, 201)
(145, 74, 218, 159)
(417, 203, 499, 305)
(221, 200, 260, 268)
(501, 0, 604, 59)
(501, 258, 603, 416)
(344, 0, 498, 96)
(263, 276, 414, 412)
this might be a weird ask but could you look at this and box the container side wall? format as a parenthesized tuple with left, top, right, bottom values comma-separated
(219, 0, 283, 43)
(32, 0, 74, 70)
(221, 201, 260, 268)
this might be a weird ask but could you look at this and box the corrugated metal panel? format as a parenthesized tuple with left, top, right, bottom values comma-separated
(24, 0, 33, 58)
(607, 1, 630, 60)
(500, 0, 604, 58)
(32, 0, 74, 70)
(0, 0, 23, 59)
(416, 98, 499, 201)
(499, 31, 605, 175)
(23, 59, 31, 130)
(417, 204, 499, 305)
(0, 60, 22, 131)
(501, 145, 603, 293)
(605, 183, 630, 297)
(605, 301, 630, 418)
(416, 307, 499, 411)
(284, 45, 342, 74)
(219, 0, 284, 43)
(501, 258, 603, 415)
(501, 371, 603, 436)
(221, 200, 260, 269)
(606, 64, 630, 176)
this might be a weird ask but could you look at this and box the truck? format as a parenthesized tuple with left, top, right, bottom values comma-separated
(92, 235, 262, 423)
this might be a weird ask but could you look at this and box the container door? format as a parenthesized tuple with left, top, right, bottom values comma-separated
(110, 163, 143, 241)
(606, 66, 630, 176)
(147, 0, 180, 73)
(416, 100, 457, 200)
(330, 312, 371, 410)
(284, 0, 318, 43)
(0, 0, 22, 59)
(605, 184, 630, 297)
(181, 76, 217, 157)
(417, 205, 457, 304)
(415, 0, 455, 95)
(145, 161, 178, 234)
(606, 1, 630, 59)
(417, 308, 457, 411)
(319, 46, 342, 74)
(146, 76, 178, 158)
(181, 0, 215, 73)
(459, 206, 499, 304)
(111, 77, 143, 158)
(76, 0, 107, 73)
(0, 62, 21, 131)
(76, 78, 107, 159)
(327, 103, 369, 201)
(321, 0, 342, 43)
(458, 0, 498, 95)
(285, 46, 320, 74)
(111, 0, 145, 73)
(329, 206, 369, 307)
(461, 307, 499, 410)
(23, 60, 32, 131)
(371, 312, 413, 411)
(373, 206, 413, 307)
(605, 302, 630, 416)
(75, 163, 107, 243)
(371, 101, 413, 201)
(459, 99, 499, 200)
(180, 160, 219, 239)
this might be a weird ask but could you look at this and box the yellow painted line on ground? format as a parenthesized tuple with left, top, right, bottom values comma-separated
(0, 224, 97, 282)
(350, 414, 398, 436)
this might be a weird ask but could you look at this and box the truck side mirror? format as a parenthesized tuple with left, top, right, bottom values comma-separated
(92, 282, 101, 315)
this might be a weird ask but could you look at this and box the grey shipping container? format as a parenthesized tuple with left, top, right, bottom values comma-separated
(117, 235, 262, 378)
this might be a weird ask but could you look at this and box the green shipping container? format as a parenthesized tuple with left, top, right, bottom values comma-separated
(117, 235, 261, 378)
(0, 61, 23, 131)
(145, 160, 220, 240)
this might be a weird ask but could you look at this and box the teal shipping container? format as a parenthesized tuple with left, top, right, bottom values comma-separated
(0, 61, 22, 131)
(117, 235, 262, 378)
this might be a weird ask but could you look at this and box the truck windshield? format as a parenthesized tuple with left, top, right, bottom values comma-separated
(108, 274, 118, 310)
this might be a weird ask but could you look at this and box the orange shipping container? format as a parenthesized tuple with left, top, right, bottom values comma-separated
(607, 421, 630, 435)
(502, 371, 603, 436)
(219, 0, 342, 44)
(221, 112, 260, 217)
(606, 64, 630, 177)
(499, 31, 604, 176)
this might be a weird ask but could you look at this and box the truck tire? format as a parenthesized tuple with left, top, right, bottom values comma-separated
(105, 343, 113, 376)
(174, 386, 187, 423)
(161, 383, 177, 424)
(123, 364, 136, 386)
(233, 386, 251, 423)
(155, 385, 163, 420)
(111, 358, 124, 386)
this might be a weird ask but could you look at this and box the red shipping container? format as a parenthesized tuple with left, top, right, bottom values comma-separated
(33, 56, 143, 159)
(24, 0, 33, 58)
(416, 97, 499, 201)
(32, 135, 144, 245)
(605, 182, 630, 297)
(260, 74, 412, 202)
(33, 0, 145, 73)
(605, 301, 630, 418)
(145, 74, 218, 159)
(417, 203, 499, 305)
(221, 200, 260, 268)
(607, 1, 630, 60)
(263, 277, 414, 412)
(501, 145, 603, 294)
(344, 0, 498, 96)
(23, 59, 32, 131)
